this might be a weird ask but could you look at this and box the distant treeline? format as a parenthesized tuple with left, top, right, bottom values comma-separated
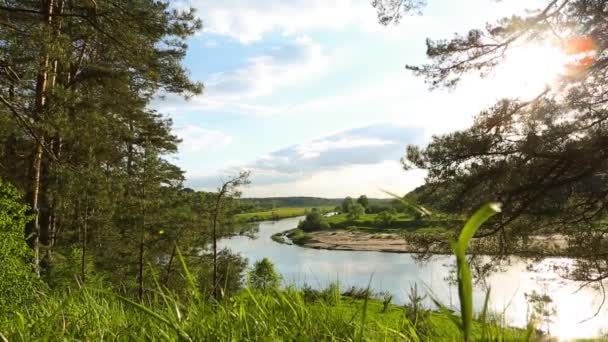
(240, 197, 392, 210)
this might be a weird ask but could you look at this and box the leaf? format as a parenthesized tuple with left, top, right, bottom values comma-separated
(454, 203, 501, 342)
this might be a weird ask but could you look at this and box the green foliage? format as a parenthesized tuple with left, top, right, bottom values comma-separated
(357, 195, 369, 209)
(298, 209, 330, 232)
(249, 258, 281, 291)
(198, 249, 248, 300)
(235, 206, 333, 223)
(375, 210, 397, 226)
(347, 203, 365, 221)
(287, 229, 313, 245)
(379, 291, 393, 313)
(240, 197, 343, 210)
(341, 196, 355, 213)
(0, 180, 36, 314)
(525, 290, 557, 335)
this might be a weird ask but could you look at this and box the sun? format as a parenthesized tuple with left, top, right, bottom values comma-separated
(495, 44, 570, 99)
(495, 38, 597, 100)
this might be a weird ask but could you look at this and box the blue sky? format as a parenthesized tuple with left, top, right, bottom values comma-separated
(155, 0, 554, 198)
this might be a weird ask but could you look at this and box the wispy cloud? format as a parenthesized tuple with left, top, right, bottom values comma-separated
(187, 122, 424, 191)
(206, 36, 329, 99)
(175, 125, 233, 153)
(177, 0, 377, 44)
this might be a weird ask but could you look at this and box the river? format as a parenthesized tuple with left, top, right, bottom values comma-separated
(218, 216, 607, 339)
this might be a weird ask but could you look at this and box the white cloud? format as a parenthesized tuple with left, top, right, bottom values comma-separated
(243, 160, 427, 198)
(175, 125, 232, 152)
(180, 0, 379, 44)
(207, 36, 330, 99)
(297, 137, 396, 159)
(153, 36, 331, 118)
(186, 123, 424, 193)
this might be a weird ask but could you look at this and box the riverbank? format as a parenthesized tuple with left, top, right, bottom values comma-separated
(273, 228, 568, 256)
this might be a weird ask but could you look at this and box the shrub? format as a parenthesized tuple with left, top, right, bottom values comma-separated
(375, 210, 396, 226)
(342, 286, 371, 300)
(347, 203, 365, 221)
(378, 291, 393, 313)
(287, 229, 313, 244)
(249, 258, 281, 291)
(301, 283, 322, 303)
(198, 248, 248, 299)
(298, 209, 330, 232)
(321, 282, 341, 306)
(0, 179, 36, 315)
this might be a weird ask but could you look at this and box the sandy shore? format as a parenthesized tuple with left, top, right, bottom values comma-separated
(303, 230, 446, 254)
(297, 230, 567, 255)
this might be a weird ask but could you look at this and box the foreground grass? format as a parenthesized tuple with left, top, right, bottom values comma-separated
(235, 206, 334, 222)
(0, 287, 528, 341)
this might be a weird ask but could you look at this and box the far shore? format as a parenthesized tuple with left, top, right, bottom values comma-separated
(276, 229, 569, 256)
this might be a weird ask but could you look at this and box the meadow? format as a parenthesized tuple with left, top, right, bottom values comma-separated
(234, 206, 335, 222)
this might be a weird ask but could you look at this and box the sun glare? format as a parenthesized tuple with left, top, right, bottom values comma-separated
(496, 38, 597, 99)
(496, 45, 570, 99)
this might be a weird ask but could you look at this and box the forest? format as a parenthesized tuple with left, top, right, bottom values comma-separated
(1, 0, 608, 340)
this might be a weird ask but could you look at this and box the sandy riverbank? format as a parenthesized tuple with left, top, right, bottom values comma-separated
(303, 230, 445, 253)
(295, 230, 567, 255)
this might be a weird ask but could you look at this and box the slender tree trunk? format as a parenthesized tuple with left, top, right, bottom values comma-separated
(164, 243, 178, 286)
(211, 195, 222, 301)
(44, 0, 64, 267)
(81, 205, 88, 283)
(31, 143, 44, 277)
(138, 206, 145, 302)
(138, 147, 147, 302)
(30, 0, 55, 277)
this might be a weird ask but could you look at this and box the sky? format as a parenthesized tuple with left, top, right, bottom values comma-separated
(153, 0, 556, 198)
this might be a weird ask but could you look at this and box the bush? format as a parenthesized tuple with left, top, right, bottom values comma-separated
(375, 210, 396, 226)
(298, 209, 330, 232)
(0, 180, 36, 315)
(342, 286, 371, 300)
(347, 204, 365, 221)
(287, 229, 313, 245)
(321, 282, 341, 306)
(301, 283, 322, 304)
(378, 291, 393, 313)
(249, 258, 281, 291)
(198, 248, 248, 299)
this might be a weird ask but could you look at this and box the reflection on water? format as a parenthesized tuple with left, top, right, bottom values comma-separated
(218, 216, 607, 339)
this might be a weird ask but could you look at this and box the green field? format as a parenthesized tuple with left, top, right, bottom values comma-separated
(235, 206, 334, 222)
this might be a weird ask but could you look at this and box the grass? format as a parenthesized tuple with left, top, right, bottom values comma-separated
(0, 285, 528, 342)
(271, 232, 286, 243)
(286, 228, 313, 244)
(235, 206, 334, 222)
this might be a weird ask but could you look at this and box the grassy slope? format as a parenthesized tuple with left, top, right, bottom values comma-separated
(0, 287, 529, 341)
(330, 297, 527, 341)
(235, 206, 334, 222)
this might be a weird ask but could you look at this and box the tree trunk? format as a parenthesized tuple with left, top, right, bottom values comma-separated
(164, 243, 178, 286)
(81, 204, 88, 283)
(212, 197, 221, 300)
(138, 208, 145, 302)
(30, 0, 55, 277)
(138, 147, 147, 302)
(30, 142, 44, 277)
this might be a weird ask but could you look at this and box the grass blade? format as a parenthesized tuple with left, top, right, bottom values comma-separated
(453, 203, 501, 342)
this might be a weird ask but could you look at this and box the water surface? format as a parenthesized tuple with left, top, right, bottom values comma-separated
(219, 216, 607, 339)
